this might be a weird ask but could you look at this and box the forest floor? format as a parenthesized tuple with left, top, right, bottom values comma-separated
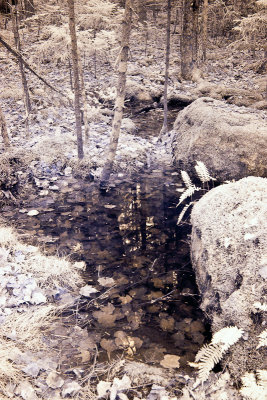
(0, 15, 266, 400)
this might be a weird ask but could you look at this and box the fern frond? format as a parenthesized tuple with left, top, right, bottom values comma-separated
(212, 326, 244, 350)
(240, 371, 267, 400)
(178, 186, 200, 205)
(195, 343, 224, 364)
(195, 161, 216, 183)
(181, 170, 194, 188)
(257, 329, 267, 349)
(191, 326, 243, 382)
(254, 302, 267, 312)
(256, 370, 267, 386)
(177, 202, 194, 225)
(193, 343, 225, 382)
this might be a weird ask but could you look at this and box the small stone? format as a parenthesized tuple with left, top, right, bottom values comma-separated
(27, 210, 39, 216)
(64, 166, 72, 176)
(39, 190, 49, 196)
(49, 185, 59, 191)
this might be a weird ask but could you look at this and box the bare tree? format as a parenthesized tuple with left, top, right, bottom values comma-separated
(10, 3, 31, 135)
(201, 0, 208, 61)
(160, 0, 171, 137)
(100, 0, 133, 187)
(180, 0, 200, 80)
(67, 0, 84, 160)
(0, 105, 10, 148)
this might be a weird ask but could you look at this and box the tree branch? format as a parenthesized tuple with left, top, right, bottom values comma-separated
(0, 35, 67, 99)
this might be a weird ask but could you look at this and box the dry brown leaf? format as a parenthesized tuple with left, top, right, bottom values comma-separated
(160, 354, 180, 369)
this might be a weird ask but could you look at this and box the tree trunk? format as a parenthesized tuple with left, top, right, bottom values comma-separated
(192, 1, 200, 63)
(67, 0, 84, 160)
(180, 0, 200, 80)
(0, 105, 10, 148)
(160, 0, 171, 137)
(201, 0, 208, 61)
(78, 61, 90, 140)
(100, 0, 132, 187)
(23, 0, 35, 18)
(10, 4, 31, 136)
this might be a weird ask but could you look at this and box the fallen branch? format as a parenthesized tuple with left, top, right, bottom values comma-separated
(0, 35, 67, 99)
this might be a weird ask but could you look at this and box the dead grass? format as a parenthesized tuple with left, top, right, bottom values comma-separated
(1, 305, 57, 351)
(0, 339, 22, 395)
(0, 226, 83, 291)
(0, 224, 85, 396)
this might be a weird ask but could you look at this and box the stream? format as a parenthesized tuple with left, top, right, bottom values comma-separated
(1, 106, 207, 374)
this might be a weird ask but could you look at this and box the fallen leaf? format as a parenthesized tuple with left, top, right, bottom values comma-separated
(15, 381, 38, 400)
(100, 338, 117, 359)
(98, 276, 115, 287)
(119, 295, 132, 304)
(160, 317, 175, 332)
(93, 312, 117, 327)
(79, 285, 98, 297)
(104, 204, 116, 209)
(31, 291, 47, 304)
(22, 362, 40, 378)
(93, 303, 117, 327)
(160, 354, 180, 369)
(62, 381, 82, 398)
(110, 375, 131, 400)
(114, 331, 129, 348)
(79, 349, 91, 363)
(46, 371, 65, 389)
(97, 381, 112, 398)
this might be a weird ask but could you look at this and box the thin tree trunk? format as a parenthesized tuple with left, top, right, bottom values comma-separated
(78, 61, 90, 140)
(100, 0, 132, 187)
(160, 0, 171, 137)
(192, 0, 200, 64)
(67, 0, 84, 160)
(202, 0, 208, 61)
(0, 105, 10, 148)
(23, 0, 35, 18)
(11, 4, 31, 136)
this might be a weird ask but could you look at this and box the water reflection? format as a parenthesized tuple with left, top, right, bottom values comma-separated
(6, 170, 207, 367)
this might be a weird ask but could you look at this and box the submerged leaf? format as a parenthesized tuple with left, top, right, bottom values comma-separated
(79, 285, 98, 297)
(160, 354, 180, 369)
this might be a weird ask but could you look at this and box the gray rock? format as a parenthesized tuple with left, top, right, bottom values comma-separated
(190, 176, 267, 377)
(171, 97, 267, 181)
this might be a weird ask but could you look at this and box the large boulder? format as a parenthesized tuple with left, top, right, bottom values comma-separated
(190, 177, 267, 378)
(171, 97, 267, 181)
